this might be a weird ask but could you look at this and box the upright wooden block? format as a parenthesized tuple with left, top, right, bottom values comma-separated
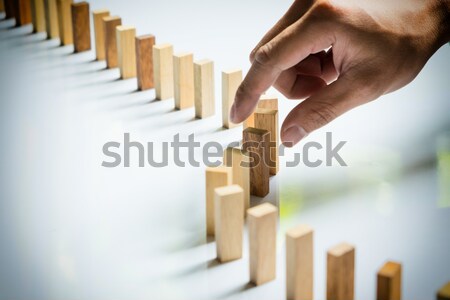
(223, 147, 250, 216)
(286, 225, 314, 300)
(71, 2, 90, 53)
(254, 108, 279, 175)
(0, 0, 4, 13)
(4, 0, 15, 19)
(92, 10, 109, 60)
(135, 34, 156, 90)
(243, 127, 270, 197)
(103, 16, 121, 68)
(214, 185, 244, 263)
(244, 95, 278, 129)
(194, 59, 215, 118)
(327, 243, 355, 300)
(153, 43, 174, 100)
(205, 166, 232, 237)
(222, 69, 242, 128)
(248, 203, 278, 285)
(44, 0, 59, 38)
(377, 261, 402, 300)
(437, 282, 450, 300)
(56, 0, 72, 45)
(116, 26, 137, 79)
(31, 0, 46, 33)
(173, 52, 194, 110)
(14, 0, 32, 26)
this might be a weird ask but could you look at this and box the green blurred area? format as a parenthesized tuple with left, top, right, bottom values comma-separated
(437, 151, 450, 208)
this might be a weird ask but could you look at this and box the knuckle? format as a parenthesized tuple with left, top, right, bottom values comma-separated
(306, 101, 338, 129)
(311, 0, 345, 19)
(254, 43, 274, 66)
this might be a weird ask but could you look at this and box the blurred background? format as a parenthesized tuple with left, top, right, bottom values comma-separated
(0, 0, 449, 299)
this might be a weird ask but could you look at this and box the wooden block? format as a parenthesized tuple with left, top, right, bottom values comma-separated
(222, 69, 242, 128)
(377, 261, 402, 300)
(248, 203, 278, 285)
(194, 59, 215, 118)
(103, 15, 121, 69)
(0, 0, 4, 13)
(14, 0, 32, 26)
(243, 95, 279, 129)
(327, 243, 355, 300)
(214, 185, 244, 262)
(173, 52, 194, 109)
(116, 26, 137, 79)
(31, 0, 46, 33)
(205, 166, 232, 236)
(44, 0, 59, 38)
(286, 225, 314, 300)
(437, 282, 450, 300)
(223, 147, 250, 216)
(254, 108, 279, 175)
(153, 43, 174, 100)
(92, 9, 109, 60)
(71, 2, 90, 53)
(56, 0, 72, 45)
(243, 127, 270, 197)
(135, 34, 156, 90)
(4, 0, 14, 19)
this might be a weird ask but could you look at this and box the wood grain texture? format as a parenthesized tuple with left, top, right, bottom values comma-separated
(116, 25, 137, 79)
(56, 0, 72, 45)
(286, 225, 314, 300)
(194, 59, 215, 118)
(71, 2, 90, 53)
(248, 203, 277, 285)
(223, 147, 250, 216)
(92, 9, 109, 60)
(244, 95, 278, 129)
(214, 185, 244, 263)
(327, 243, 355, 300)
(14, 0, 32, 26)
(222, 69, 242, 129)
(438, 282, 450, 300)
(243, 127, 270, 197)
(254, 108, 279, 175)
(4, 0, 15, 19)
(205, 166, 232, 237)
(103, 16, 121, 69)
(377, 261, 402, 300)
(153, 43, 174, 100)
(135, 34, 155, 90)
(31, 0, 46, 33)
(44, 0, 59, 38)
(173, 52, 194, 109)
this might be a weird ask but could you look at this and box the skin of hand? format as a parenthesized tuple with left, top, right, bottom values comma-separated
(230, 0, 450, 147)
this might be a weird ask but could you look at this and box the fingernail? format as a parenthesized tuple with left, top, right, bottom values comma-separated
(281, 125, 308, 147)
(230, 103, 237, 123)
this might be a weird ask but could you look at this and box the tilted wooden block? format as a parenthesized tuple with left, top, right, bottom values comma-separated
(194, 59, 215, 119)
(56, 0, 73, 45)
(254, 108, 279, 175)
(92, 9, 109, 60)
(103, 16, 121, 69)
(286, 225, 314, 300)
(71, 2, 90, 53)
(205, 166, 232, 236)
(14, 0, 32, 26)
(116, 26, 137, 79)
(214, 185, 244, 263)
(136, 34, 156, 90)
(153, 43, 174, 100)
(248, 203, 278, 285)
(222, 69, 242, 128)
(223, 147, 250, 216)
(243, 127, 270, 197)
(173, 52, 194, 109)
(327, 242, 355, 300)
(4, 0, 15, 20)
(244, 95, 279, 129)
(377, 261, 402, 300)
(437, 282, 450, 300)
(44, 0, 59, 38)
(31, 0, 46, 33)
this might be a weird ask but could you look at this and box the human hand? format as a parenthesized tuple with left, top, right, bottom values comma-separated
(230, 0, 450, 146)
